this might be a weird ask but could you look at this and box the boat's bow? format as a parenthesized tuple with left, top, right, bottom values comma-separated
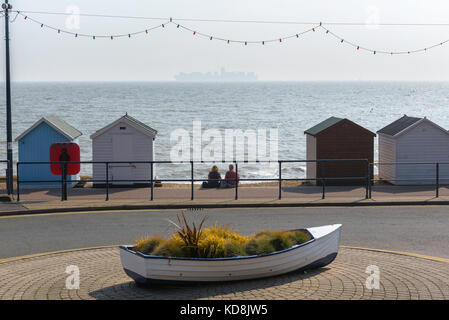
(301, 224, 342, 270)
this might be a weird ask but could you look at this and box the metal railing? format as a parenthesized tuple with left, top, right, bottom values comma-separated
(16, 159, 370, 202)
(0, 160, 11, 195)
(369, 162, 449, 199)
(15, 159, 449, 202)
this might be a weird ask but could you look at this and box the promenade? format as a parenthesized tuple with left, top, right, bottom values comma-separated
(2, 184, 449, 214)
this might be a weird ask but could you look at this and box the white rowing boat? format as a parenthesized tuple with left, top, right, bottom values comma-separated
(120, 224, 341, 285)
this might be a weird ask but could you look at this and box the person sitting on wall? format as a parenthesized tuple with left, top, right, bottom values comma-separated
(222, 164, 240, 188)
(202, 165, 222, 188)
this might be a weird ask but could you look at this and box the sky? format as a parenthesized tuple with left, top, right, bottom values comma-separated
(1, 0, 449, 81)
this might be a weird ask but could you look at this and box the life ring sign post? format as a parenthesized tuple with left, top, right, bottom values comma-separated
(50, 142, 80, 201)
(2, 0, 13, 195)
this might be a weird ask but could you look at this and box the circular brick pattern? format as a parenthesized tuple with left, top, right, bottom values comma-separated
(1, 247, 449, 300)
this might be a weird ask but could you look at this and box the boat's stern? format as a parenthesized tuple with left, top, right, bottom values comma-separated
(120, 246, 149, 285)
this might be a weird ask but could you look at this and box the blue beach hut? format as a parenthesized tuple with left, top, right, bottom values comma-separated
(15, 116, 82, 188)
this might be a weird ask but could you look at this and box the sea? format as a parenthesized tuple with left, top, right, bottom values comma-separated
(1, 81, 449, 182)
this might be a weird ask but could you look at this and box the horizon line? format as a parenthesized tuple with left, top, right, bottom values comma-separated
(3, 79, 449, 83)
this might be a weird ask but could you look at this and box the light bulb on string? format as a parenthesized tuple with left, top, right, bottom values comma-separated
(18, 12, 449, 57)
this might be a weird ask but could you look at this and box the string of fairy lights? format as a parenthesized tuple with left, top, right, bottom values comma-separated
(7, 10, 449, 55)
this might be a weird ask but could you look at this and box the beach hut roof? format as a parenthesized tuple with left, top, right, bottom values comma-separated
(15, 116, 82, 142)
(377, 115, 422, 136)
(90, 113, 158, 139)
(377, 115, 449, 137)
(304, 117, 343, 136)
(304, 117, 375, 137)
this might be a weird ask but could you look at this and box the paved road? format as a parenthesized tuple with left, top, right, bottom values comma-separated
(1, 206, 449, 259)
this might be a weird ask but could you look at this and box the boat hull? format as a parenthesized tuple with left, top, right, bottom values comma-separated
(120, 224, 341, 285)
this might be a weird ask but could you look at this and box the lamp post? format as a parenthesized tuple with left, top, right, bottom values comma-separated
(2, 0, 13, 195)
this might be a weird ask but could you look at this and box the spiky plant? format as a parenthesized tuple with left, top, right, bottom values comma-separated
(174, 210, 206, 258)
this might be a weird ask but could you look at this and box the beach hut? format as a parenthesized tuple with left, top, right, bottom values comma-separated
(15, 116, 82, 188)
(304, 117, 376, 185)
(90, 114, 157, 186)
(377, 115, 449, 185)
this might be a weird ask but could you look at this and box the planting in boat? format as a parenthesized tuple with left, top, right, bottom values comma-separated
(132, 211, 312, 258)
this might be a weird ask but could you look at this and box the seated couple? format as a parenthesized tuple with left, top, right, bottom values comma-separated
(201, 164, 240, 189)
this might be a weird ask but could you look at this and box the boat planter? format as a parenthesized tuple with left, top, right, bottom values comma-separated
(120, 224, 341, 285)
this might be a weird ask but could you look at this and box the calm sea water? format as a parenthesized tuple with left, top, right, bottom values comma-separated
(1, 81, 449, 181)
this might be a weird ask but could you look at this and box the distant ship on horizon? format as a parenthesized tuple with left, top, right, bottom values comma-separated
(174, 68, 258, 82)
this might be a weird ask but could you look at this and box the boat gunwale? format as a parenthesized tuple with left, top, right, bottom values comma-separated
(120, 228, 326, 262)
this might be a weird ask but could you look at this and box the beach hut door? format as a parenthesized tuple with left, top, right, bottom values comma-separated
(112, 134, 134, 185)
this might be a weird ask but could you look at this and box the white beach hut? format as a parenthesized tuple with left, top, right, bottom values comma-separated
(377, 115, 449, 185)
(90, 114, 157, 186)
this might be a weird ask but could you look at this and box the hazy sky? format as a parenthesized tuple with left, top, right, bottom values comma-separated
(2, 0, 449, 81)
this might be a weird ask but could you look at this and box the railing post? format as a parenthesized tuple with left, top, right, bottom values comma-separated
(436, 162, 439, 198)
(16, 162, 20, 201)
(235, 162, 238, 200)
(105, 162, 109, 201)
(191, 161, 194, 201)
(150, 161, 154, 201)
(6, 161, 11, 195)
(61, 162, 65, 201)
(321, 161, 326, 199)
(278, 161, 282, 200)
(365, 160, 369, 199)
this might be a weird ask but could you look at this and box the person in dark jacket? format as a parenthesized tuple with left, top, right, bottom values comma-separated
(202, 165, 222, 188)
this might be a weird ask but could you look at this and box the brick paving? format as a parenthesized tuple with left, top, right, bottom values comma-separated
(1, 247, 449, 300)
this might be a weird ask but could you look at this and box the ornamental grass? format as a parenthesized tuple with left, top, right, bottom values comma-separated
(132, 211, 312, 258)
